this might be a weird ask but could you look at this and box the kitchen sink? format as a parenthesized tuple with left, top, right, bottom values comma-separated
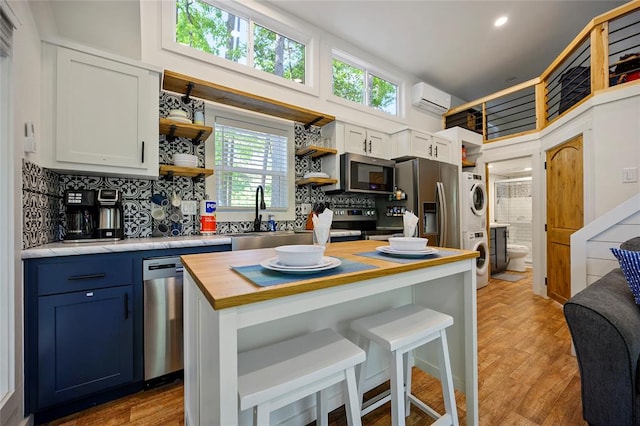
(230, 230, 313, 250)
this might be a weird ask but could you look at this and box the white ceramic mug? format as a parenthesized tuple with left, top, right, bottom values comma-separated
(151, 205, 166, 221)
(171, 191, 181, 207)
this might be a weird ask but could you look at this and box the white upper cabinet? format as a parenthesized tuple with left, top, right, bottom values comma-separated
(431, 135, 452, 164)
(391, 129, 454, 164)
(44, 44, 160, 178)
(343, 123, 390, 159)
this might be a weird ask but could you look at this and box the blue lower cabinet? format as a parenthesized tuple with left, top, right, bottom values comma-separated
(25, 244, 232, 423)
(24, 253, 141, 423)
(37, 285, 134, 408)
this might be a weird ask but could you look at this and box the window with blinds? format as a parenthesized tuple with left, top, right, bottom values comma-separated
(214, 116, 290, 209)
(1, 8, 13, 57)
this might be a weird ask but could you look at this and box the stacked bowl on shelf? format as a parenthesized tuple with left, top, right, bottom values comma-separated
(173, 153, 198, 167)
(168, 109, 192, 124)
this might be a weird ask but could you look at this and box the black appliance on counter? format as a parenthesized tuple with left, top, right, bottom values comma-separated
(97, 189, 124, 240)
(64, 189, 98, 241)
(63, 188, 124, 242)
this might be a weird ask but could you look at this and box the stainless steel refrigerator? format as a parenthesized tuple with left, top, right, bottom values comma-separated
(395, 158, 460, 248)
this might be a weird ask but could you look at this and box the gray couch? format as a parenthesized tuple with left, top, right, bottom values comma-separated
(564, 237, 640, 426)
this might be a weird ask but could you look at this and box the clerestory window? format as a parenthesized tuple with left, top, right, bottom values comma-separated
(174, 0, 306, 84)
(332, 54, 399, 116)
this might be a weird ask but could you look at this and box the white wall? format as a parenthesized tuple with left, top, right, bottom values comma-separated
(481, 84, 640, 297)
(591, 93, 640, 216)
(4, 1, 43, 424)
(139, 0, 445, 136)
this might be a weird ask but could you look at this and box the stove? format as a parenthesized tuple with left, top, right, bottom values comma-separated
(331, 206, 402, 240)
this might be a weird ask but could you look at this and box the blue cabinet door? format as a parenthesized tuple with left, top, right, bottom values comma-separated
(37, 285, 133, 408)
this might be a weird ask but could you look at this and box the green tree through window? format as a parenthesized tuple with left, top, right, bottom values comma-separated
(175, 0, 305, 84)
(333, 57, 398, 115)
(176, 0, 247, 62)
(253, 25, 305, 83)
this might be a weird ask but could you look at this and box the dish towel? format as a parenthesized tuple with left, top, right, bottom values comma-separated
(312, 208, 333, 246)
(403, 211, 419, 237)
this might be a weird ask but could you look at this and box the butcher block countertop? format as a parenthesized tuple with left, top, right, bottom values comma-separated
(181, 240, 478, 310)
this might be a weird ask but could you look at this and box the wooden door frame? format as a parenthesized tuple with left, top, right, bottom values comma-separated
(478, 142, 543, 295)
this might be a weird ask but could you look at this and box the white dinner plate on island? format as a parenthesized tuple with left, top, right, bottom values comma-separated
(376, 246, 439, 258)
(260, 256, 342, 274)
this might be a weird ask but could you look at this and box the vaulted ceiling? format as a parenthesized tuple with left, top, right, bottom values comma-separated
(263, 0, 627, 101)
(33, 0, 627, 103)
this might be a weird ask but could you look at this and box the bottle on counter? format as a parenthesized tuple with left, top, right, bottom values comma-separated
(268, 214, 276, 232)
(200, 200, 217, 234)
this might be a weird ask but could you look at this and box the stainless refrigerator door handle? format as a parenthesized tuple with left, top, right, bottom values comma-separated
(437, 182, 447, 246)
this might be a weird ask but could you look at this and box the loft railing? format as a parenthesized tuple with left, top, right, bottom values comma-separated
(444, 1, 640, 142)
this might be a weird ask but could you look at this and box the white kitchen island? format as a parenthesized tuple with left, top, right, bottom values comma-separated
(181, 240, 479, 425)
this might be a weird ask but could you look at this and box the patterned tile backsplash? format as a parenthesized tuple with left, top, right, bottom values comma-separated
(22, 92, 374, 249)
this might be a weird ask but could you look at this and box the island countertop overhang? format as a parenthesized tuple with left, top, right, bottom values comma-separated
(181, 240, 479, 310)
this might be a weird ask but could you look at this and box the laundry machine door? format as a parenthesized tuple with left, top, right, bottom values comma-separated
(473, 239, 489, 275)
(469, 182, 487, 217)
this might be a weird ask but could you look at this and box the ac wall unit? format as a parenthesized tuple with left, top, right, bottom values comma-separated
(411, 82, 451, 115)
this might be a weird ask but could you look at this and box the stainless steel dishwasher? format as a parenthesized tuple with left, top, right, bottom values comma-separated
(143, 256, 184, 388)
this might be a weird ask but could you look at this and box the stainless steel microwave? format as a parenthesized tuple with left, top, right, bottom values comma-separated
(339, 153, 395, 194)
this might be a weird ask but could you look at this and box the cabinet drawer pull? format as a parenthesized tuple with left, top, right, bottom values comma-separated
(124, 293, 129, 320)
(67, 273, 106, 281)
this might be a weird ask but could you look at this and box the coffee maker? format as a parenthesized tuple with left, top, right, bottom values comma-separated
(64, 189, 98, 241)
(97, 189, 124, 240)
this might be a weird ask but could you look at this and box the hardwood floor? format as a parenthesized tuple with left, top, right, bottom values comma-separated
(44, 269, 585, 426)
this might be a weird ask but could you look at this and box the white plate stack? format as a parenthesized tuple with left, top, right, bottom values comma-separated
(260, 256, 342, 274)
(167, 109, 192, 124)
(377, 237, 438, 258)
(303, 172, 330, 179)
(173, 153, 198, 167)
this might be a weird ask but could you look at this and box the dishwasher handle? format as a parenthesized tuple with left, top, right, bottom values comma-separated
(143, 257, 184, 280)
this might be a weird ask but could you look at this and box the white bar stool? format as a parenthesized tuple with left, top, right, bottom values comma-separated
(238, 328, 366, 426)
(350, 304, 458, 426)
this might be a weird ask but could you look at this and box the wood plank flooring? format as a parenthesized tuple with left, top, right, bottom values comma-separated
(44, 269, 585, 426)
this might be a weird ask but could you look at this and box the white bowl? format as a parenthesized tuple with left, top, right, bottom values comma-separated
(275, 244, 325, 266)
(388, 237, 429, 251)
(168, 109, 188, 118)
(173, 153, 198, 167)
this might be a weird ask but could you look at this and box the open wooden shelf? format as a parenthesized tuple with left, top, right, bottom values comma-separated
(163, 70, 335, 128)
(295, 177, 337, 187)
(159, 118, 213, 143)
(295, 145, 337, 158)
(462, 159, 476, 168)
(159, 165, 214, 179)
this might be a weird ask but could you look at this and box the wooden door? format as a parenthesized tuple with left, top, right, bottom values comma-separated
(546, 135, 583, 303)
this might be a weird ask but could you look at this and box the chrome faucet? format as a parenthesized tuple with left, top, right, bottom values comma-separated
(254, 185, 266, 232)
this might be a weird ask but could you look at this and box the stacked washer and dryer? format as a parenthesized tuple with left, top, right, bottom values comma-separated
(461, 172, 489, 289)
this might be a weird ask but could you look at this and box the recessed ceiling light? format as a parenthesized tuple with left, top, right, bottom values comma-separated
(494, 16, 508, 27)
